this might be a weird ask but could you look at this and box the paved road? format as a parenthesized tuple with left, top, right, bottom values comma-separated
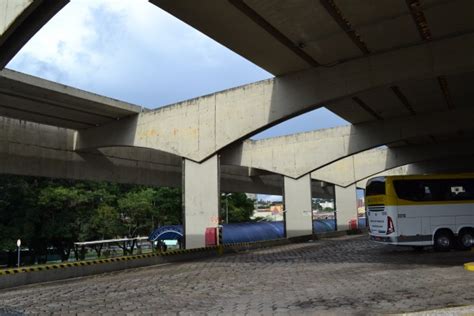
(1, 235, 473, 315)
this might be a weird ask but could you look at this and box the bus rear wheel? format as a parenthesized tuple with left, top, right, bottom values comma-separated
(457, 229, 474, 251)
(434, 230, 453, 252)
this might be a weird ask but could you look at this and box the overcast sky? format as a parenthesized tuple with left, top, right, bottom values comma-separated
(8, 0, 348, 141)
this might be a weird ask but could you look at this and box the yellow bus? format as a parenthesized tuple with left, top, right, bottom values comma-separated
(366, 174, 474, 251)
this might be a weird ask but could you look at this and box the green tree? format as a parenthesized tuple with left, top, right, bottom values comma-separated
(153, 187, 182, 226)
(221, 193, 255, 223)
(0, 176, 50, 264)
(80, 205, 123, 257)
(37, 186, 94, 261)
(0, 176, 29, 250)
(117, 188, 157, 254)
(0, 174, 186, 265)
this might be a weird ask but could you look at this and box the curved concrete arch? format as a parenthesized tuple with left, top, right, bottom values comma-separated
(311, 140, 474, 187)
(0, 116, 288, 195)
(1, 0, 68, 69)
(356, 157, 474, 189)
(221, 106, 474, 178)
(76, 33, 474, 161)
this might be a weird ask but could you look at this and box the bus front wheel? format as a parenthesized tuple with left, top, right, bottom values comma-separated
(434, 230, 453, 252)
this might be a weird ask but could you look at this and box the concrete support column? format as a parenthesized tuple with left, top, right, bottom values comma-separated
(183, 155, 220, 249)
(335, 184, 357, 231)
(284, 174, 313, 238)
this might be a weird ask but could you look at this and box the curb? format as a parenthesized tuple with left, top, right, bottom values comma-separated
(0, 230, 366, 289)
(0, 238, 288, 279)
(0, 247, 216, 277)
(0, 231, 363, 276)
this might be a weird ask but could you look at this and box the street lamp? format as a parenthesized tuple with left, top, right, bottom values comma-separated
(225, 194, 229, 224)
(221, 193, 230, 224)
(16, 239, 21, 268)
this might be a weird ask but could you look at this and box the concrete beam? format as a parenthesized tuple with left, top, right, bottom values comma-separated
(356, 157, 474, 189)
(222, 106, 474, 178)
(76, 33, 474, 161)
(0, 69, 143, 129)
(1, 0, 68, 69)
(150, 0, 311, 76)
(311, 180, 335, 200)
(0, 116, 288, 195)
(284, 175, 313, 238)
(312, 140, 474, 187)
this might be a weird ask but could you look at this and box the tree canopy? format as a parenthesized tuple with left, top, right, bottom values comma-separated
(0, 175, 257, 266)
(0, 175, 182, 264)
(221, 193, 255, 223)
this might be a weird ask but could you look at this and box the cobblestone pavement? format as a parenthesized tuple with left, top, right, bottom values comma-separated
(1, 235, 474, 315)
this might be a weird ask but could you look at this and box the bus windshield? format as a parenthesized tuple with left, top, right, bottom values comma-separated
(366, 177, 385, 196)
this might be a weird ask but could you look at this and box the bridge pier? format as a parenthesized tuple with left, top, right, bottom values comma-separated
(283, 174, 313, 238)
(182, 155, 220, 249)
(334, 184, 358, 231)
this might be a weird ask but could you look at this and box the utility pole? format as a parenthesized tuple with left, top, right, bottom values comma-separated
(16, 239, 21, 268)
(221, 193, 230, 224)
(225, 194, 229, 224)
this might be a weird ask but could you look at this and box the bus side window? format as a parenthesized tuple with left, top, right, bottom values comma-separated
(423, 185, 433, 201)
(394, 178, 474, 202)
(448, 179, 474, 200)
(464, 179, 474, 200)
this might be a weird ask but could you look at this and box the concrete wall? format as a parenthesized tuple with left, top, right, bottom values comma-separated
(222, 106, 474, 178)
(335, 184, 358, 231)
(183, 155, 220, 249)
(76, 33, 474, 162)
(284, 175, 313, 237)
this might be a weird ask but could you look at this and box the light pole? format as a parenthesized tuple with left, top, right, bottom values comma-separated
(16, 239, 21, 268)
(221, 193, 230, 224)
(225, 194, 229, 224)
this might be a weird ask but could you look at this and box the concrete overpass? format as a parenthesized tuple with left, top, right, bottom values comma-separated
(1, 0, 474, 247)
(312, 139, 474, 187)
(0, 116, 291, 195)
(356, 156, 474, 189)
(220, 107, 474, 178)
(147, 0, 474, 244)
(75, 35, 474, 160)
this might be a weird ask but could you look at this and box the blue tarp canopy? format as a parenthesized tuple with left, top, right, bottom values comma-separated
(148, 219, 345, 244)
(222, 221, 284, 243)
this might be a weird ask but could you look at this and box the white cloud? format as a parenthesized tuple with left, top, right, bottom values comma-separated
(9, 0, 230, 82)
(8, 0, 271, 108)
(8, 3, 104, 86)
